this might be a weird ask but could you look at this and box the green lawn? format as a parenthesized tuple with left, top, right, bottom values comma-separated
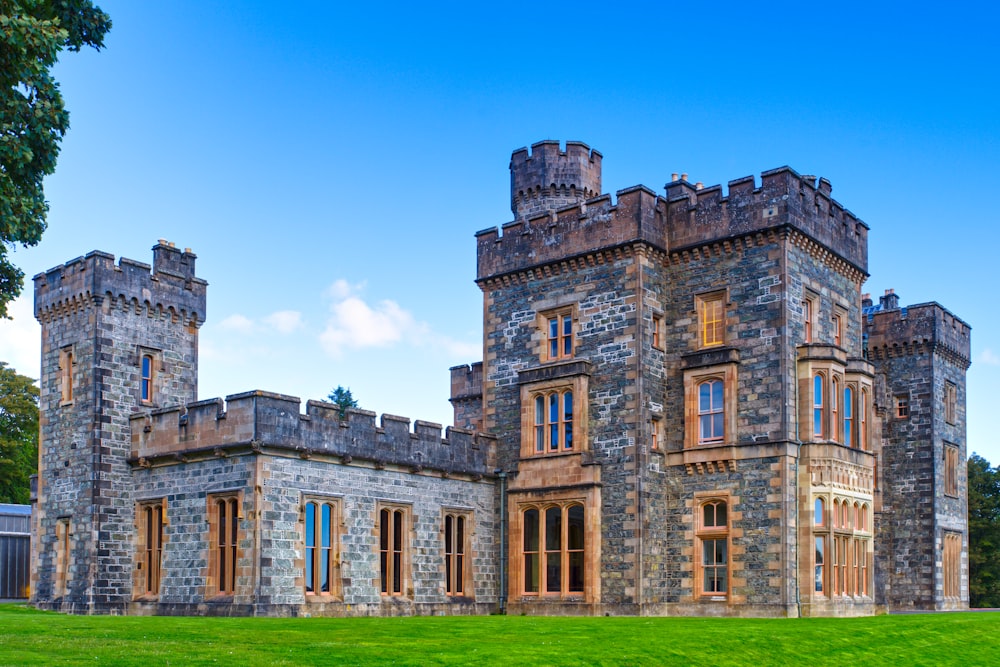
(0, 604, 997, 666)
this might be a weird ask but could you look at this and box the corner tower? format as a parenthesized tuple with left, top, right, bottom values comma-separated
(510, 140, 602, 220)
(31, 241, 206, 612)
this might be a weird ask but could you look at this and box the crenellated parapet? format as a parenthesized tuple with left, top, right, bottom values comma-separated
(477, 185, 664, 283)
(664, 167, 868, 275)
(130, 390, 495, 477)
(865, 301, 972, 369)
(34, 241, 207, 327)
(510, 140, 602, 220)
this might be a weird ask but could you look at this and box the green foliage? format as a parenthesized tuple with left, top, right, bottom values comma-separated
(0, 604, 999, 665)
(0, 0, 110, 317)
(968, 453, 1000, 608)
(0, 361, 38, 503)
(327, 384, 358, 419)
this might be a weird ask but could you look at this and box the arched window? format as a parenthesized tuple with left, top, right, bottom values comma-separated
(813, 374, 825, 438)
(860, 389, 869, 451)
(844, 386, 854, 447)
(832, 499, 840, 529)
(379, 506, 407, 596)
(815, 536, 826, 594)
(533, 390, 574, 453)
(698, 500, 729, 596)
(215, 497, 238, 595)
(698, 379, 724, 444)
(305, 500, 338, 596)
(814, 497, 825, 526)
(831, 378, 840, 442)
(141, 354, 154, 403)
(522, 503, 585, 595)
(444, 513, 467, 596)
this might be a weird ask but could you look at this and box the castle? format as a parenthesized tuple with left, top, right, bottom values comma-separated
(30, 141, 970, 617)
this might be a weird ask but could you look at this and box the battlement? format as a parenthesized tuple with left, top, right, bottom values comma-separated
(510, 140, 603, 220)
(477, 185, 664, 282)
(664, 167, 868, 274)
(130, 390, 494, 476)
(864, 298, 971, 369)
(34, 241, 207, 326)
(450, 362, 483, 402)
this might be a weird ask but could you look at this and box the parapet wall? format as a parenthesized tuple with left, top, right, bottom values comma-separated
(34, 241, 207, 326)
(130, 390, 494, 476)
(865, 302, 971, 369)
(477, 185, 663, 282)
(664, 167, 868, 273)
(510, 140, 603, 220)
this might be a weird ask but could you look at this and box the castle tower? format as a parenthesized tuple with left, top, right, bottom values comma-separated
(865, 293, 971, 610)
(509, 140, 602, 220)
(31, 241, 206, 612)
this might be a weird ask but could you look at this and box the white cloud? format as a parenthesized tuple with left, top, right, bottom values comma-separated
(319, 280, 477, 360)
(981, 348, 1000, 366)
(0, 295, 41, 379)
(263, 310, 303, 334)
(218, 314, 256, 334)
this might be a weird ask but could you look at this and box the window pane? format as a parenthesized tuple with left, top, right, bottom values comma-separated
(321, 504, 331, 549)
(699, 382, 711, 410)
(568, 551, 584, 592)
(703, 503, 715, 528)
(567, 505, 584, 550)
(715, 502, 727, 527)
(711, 380, 723, 407)
(523, 510, 539, 551)
(814, 498, 824, 525)
(525, 553, 539, 593)
(563, 391, 573, 449)
(305, 503, 316, 548)
(545, 508, 561, 552)
(546, 552, 561, 593)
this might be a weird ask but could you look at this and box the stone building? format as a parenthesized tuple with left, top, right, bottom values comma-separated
(30, 141, 969, 617)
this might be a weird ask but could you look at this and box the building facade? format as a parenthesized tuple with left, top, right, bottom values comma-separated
(30, 141, 969, 616)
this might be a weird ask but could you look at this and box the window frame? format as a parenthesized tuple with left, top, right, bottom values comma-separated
(651, 313, 664, 350)
(802, 294, 817, 344)
(683, 363, 738, 449)
(944, 382, 957, 425)
(443, 509, 473, 598)
(135, 498, 166, 599)
(519, 374, 588, 459)
(541, 307, 575, 362)
(943, 531, 961, 599)
(896, 395, 910, 419)
(303, 496, 341, 599)
(944, 444, 959, 498)
(696, 291, 726, 348)
(207, 493, 241, 598)
(377, 503, 411, 597)
(518, 502, 586, 598)
(54, 517, 71, 598)
(59, 346, 74, 405)
(696, 499, 730, 599)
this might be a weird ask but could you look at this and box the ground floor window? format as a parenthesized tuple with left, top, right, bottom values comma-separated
(697, 499, 729, 597)
(208, 494, 240, 596)
(55, 518, 71, 597)
(444, 511, 472, 597)
(304, 498, 340, 598)
(521, 503, 584, 595)
(378, 504, 410, 597)
(943, 532, 961, 599)
(135, 499, 165, 598)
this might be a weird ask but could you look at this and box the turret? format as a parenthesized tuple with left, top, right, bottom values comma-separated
(510, 140, 602, 220)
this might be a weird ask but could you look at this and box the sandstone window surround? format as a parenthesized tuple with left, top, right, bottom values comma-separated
(943, 531, 962, 599)
(944, 443, 959, 498)
(895, 394, 910, 419)
(377, 503, 411, 597)
(651, 312, 664, 351)
(136, 346, 162, 406)
(58, 346, 74, 405)
(443, 509, 473, 597)
(517, 361, 590, 459)
(54, 517, 72, 598)
(944, 381, 957, 425)
(818, 496, 871, 598)
(802, 292, 818, 344)
(831, 306, 847, 348)
(697, 497, 729, 599)
(206, 492, 242, 598)
(519, 502, 585, 597)
(302, 496, 341, 599)
(797, 347, 873, 448)
(695, 290, 727, 349)
(538, 306, 575, 363)
(682, 348, 738, 449)
(134, 498, 166, 600)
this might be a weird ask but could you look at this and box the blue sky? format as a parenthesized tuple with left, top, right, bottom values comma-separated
(2, 1, 997, 461)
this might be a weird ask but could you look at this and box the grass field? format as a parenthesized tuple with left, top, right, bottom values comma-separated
(1, 604, 998, 666)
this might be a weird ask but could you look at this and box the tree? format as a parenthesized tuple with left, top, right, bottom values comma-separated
(0, 0, 111, 317)
(968, 453, 1000, 607)
(0, 361, 38, 503)
(327, 385, 358, 420)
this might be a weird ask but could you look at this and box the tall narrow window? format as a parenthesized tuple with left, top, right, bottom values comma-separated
(59, 348, 73, 404)
(803, 298, 814, 343)
(945, 445, 959, 497)
(813, 374, 825, 439)
(944, 382, 957, 425)
(521, 503, 585, 596)
(304, 499, 338, 597)
(444, 512, 467, 597)
(379, 506, 408, 596)
(844, 386, 854, 448)
(214, 497, 239, 595)
(652, 315, 662, 349)
(698, 379, 724, 445)
(815, 536, 826, 594)
(55, 518, 71, 597)
(815, 497, 825, 527)
(860, 389, 869, 451)
(699, 294, 725, 347)
(943, 532, 961, 599)
(832, 313, 843, 347)
(137, 501, 164, 597)
(831, 378, 840, 442)
(547, 312, 574, 361)
(532, 389, 574, 454)
(698, 500, 728, 597)
(140, 354, 154, 403)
